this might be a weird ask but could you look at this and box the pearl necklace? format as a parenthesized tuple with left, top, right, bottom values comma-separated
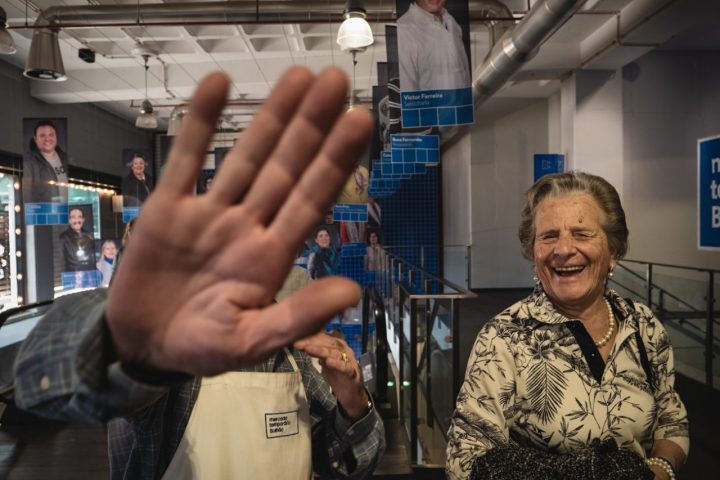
(594, 298, 616, 348)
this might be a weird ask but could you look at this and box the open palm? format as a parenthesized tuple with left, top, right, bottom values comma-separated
(106, 67, 371, 376)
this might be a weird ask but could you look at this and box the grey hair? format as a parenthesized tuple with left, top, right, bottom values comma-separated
(518, 171, 629, 261)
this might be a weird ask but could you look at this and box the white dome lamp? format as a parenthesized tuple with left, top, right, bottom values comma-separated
(337, 1, 373, 108)
(337, 0, 374, 54)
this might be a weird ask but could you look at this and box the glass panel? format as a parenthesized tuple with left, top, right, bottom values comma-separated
(613, 262, 719, 386)
(443, 245, 469, 290)
(650, 266, 719, 386)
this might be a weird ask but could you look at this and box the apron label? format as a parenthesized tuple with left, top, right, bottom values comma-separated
(265, 410, 299, 438)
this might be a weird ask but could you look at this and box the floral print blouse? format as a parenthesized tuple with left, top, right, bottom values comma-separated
(446, 287, 689, 480)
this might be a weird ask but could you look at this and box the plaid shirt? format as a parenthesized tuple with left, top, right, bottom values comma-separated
(14, 289, 385, 479)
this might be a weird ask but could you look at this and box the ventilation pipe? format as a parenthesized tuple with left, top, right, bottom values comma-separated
(473, 0, 587, 109)
(442, 0, 587, 148)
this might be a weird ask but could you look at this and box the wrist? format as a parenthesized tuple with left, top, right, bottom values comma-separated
(646, 457, 676, 480)
(339, 388, 373, 422)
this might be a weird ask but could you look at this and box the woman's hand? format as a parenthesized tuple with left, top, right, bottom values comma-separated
(105, 67, 371, 377)
(295, 332, 370, 421)
(647, 465, 670, 480)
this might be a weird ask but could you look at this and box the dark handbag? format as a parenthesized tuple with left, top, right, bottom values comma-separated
(470, 438, 654, 480)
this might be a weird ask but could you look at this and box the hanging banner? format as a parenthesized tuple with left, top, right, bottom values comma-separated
(22, 117, 69, 225)
(533, 154, 565, 182)
(122, 149, 154, 221)
(391, 134, 440, 164)
(59, 204, 99, 289)
(698, 135, 720, 250)
(396, 0, 473, 128)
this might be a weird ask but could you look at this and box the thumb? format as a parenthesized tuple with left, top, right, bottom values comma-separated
(250, 277, 360, 353)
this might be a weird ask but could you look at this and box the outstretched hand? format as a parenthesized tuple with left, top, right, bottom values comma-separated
(106, 67, 372, 376)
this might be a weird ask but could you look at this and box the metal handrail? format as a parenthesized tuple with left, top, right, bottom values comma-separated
(622, 258, 720, 274)
(362, 284, 389, 403)
(617, 259, 717, 387)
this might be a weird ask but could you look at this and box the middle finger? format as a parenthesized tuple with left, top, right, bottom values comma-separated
(240, 67, 349, 224)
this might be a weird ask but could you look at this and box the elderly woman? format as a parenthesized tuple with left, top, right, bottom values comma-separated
(447, 172, 688, 480)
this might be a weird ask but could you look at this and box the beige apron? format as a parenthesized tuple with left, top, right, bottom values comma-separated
(162, 349, 312, 479)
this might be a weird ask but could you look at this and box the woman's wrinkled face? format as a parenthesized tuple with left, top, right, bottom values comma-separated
(533, 194, 615, 314)
(131, 157, 146, 178)
(315, 230, 331, 249)
(102, 242, 117, 260)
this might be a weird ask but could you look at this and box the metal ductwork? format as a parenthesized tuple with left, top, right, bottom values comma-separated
(25, 0, 586, 128)
(472, 0, 587, 109)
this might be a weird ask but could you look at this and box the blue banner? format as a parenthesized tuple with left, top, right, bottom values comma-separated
(123, 206, 141, 223)
(62, 270, 100, 290)
(25, 202, 68, 225)
(533, 154, 565, 182)
(401, 88, 474, 128)
(391, 134, 440, 164)
(698, 135, 720, 249)
(333, 203, 369, 222)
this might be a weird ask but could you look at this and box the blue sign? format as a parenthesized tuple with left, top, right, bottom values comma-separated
(123, 206, 140, 223)
(25, 202, 68, 225)
(533, 154, 565, 182)
(698, 135, 720, 249)
(62, 270, 100, 290)
(333, 203, 369, 222)
(391, 134, 440, 164)
(401, 88, 474, 128)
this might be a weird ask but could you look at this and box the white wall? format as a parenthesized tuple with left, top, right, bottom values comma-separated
(467, 100, 548, 288)
(442, 132, 472, 288)
(622, 51, 720, 269)
(0, 60, 151, 176)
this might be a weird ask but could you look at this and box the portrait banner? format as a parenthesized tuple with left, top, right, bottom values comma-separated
(58, 204, 98, 289)
(396, 0, 474, 128)
(122, 149, 154, 210)
(22, 117, 69, 225)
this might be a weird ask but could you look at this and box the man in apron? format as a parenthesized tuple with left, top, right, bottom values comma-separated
(14, 66, 385, 479)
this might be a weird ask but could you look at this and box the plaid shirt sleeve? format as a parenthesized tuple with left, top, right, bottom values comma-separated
(13, 289, 173, 422)
(287, 350, 386, 479)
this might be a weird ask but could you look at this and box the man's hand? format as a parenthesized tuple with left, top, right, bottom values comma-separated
(295, 332, 369, 421)
(106, 67, 371, 377)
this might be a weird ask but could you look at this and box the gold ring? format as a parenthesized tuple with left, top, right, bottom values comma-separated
(340, 351, 348, 364)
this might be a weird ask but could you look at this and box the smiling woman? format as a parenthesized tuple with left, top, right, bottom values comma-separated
(446, 171, 689, 480)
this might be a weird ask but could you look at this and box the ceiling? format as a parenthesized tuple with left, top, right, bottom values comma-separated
(0, 0, 718, 130)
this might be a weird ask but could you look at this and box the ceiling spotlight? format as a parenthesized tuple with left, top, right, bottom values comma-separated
(24, 28, 66, 80)
(337, 0, 373, 54)
(0, 7, 16, 55)
(135, 55, 157, 129)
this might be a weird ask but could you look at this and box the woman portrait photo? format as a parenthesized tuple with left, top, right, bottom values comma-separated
(97, 239, 118, 287)
(446, 171, 688, 480)
(122, 151, 154, 207)
(308, 227, 339, 280)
